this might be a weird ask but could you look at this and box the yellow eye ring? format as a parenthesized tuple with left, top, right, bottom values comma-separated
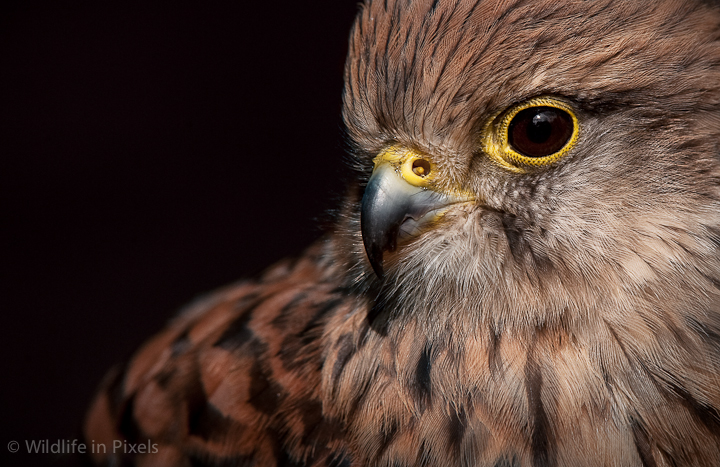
(483, 97, 579, 172)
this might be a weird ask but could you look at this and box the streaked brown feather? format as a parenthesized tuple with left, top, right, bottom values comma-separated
(86, 240, 354, 466)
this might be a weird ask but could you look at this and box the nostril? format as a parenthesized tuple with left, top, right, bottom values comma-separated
(412, 159, 431, 177)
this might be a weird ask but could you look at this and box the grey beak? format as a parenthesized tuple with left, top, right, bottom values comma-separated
(360, 163, 468, 278)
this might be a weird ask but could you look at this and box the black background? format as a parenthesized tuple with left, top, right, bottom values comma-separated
(2, 1, 360, 465)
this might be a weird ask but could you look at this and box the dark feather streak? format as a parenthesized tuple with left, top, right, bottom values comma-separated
(214, 298, 264, 351)
(298, 400, 345, 446)
(669, 383, 720, 437)
(631, 418, 657, 467)
(413, 344, 433, 410)
(331, 333, 356, 392)
(248, 360, 287, 415)
(525, 354, 555, 467)
(447, 407, 468, 454)
(188, 401, 242, 442)
(488, 329, 502, 375)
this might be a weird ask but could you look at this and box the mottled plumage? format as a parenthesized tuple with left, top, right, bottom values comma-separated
(86, 0, 720, 466)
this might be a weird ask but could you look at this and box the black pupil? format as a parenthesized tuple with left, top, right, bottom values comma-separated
(527, 112, 554, 143)
(508, 106, 573, 158)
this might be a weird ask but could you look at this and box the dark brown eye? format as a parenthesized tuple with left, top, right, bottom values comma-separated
(508, 106, 574, 158)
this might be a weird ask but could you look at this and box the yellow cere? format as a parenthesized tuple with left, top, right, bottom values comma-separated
(372, 146, 476, 201)
(482, 96, 579, 172)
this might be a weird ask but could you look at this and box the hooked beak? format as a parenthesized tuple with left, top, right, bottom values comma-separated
(360, 147, 474, 278)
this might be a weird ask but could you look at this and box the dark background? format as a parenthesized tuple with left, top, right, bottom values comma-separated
(2, 1, 360, 465)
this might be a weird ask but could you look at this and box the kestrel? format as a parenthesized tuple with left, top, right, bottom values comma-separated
(85, 0, 720, 465)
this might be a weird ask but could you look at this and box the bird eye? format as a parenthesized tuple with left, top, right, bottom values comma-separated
(508, 107, 573, 158)
(483, 97, 579, 171)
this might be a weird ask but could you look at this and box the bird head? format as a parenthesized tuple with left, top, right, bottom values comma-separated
(339, 0, 720, 334)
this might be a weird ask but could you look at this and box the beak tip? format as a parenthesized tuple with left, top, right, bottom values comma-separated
(361, 232, 385, 279)
(367, 249, 385, 279)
